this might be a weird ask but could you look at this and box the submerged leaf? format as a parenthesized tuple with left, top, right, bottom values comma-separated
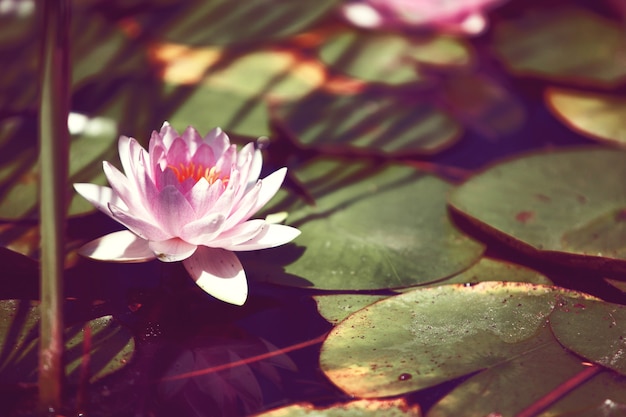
(492, 7, 626, 87)
(145, 0, 340, 46)
(318, 30, 472, 85)
(0, 300, 134, 385)
(272, 90, 461, 156)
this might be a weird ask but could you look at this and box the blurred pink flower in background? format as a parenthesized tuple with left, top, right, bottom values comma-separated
(341, 0, 508, 35)
(74, 123, 300, 305)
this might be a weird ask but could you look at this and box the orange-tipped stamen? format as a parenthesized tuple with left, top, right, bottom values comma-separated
(168, 162, 229, 185)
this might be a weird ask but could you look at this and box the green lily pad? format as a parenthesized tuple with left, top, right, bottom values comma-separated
(428, 328, 626, 417)
(449, 147, 626, 273)
(313, 257, 552, 325)
(0, 300, 134, 385)
(546, 87, 626, 146)
(246, 159, 484, 290)
(253, 399, 421, 417)
(441, 257, 552, 286)
(149, 0, 340, 46)
(492, 7, 626, 87)
(319, 282, 590, 398)
(167, 86, 270, 138)
(318, 30, 472, 85)
(271, 90, 461, 156)
(551, 298, 626, 376)
(314, 294, 390, 327)
(164, 47, 323, 137)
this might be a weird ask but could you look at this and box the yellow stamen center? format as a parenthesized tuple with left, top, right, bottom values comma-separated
(168, 162, 229, 185)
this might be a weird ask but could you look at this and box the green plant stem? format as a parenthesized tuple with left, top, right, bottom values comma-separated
(38, 0, 71, 413)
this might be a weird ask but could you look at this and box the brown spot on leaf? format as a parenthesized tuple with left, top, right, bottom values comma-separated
(616, 209, 626, 222)
(535, 193, 551, 202)
(515, 211, 535, 224)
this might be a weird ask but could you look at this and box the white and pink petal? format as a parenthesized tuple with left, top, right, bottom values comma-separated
(182, 125, 204, 155)
(246, 148, 263, 188)
(180, 213, 225, 245)
(102, 161, 153, 220)
(239, 168, 286, 223)
(73, 183, 127, 214)
(223, 223, 300, 251)
(149, 238, 197, 262)
(204, 127, 230, 157)
(153, 185, 197, 235)
(77, 230, 156, 263)
(157, 121, 179, 149)
(208, 219, 266, 248)
(183, 247, 248, 306)
(109, 203, 172, 242)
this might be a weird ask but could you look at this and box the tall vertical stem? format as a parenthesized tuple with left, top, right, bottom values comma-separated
(38, 0, 70, 413)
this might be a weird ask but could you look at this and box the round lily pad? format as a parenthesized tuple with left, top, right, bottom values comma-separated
(492, 6, 626, 87)
(271, 90, 461, 156)
(546, 87, 626, 146)
(551, 298, 626, 376)
(427, 326, 581, 417)
(428, 327, 625, 417)
(245, 158, 484, 290)
(0, 300, 134, 385)
(319, 282, 592, 398)
(253, 399, 421, 417)
(318, 30, 472, 85)
(313, 257, 552, 325)
(440, 257, 552, 286)
(449, 147, 626, 273)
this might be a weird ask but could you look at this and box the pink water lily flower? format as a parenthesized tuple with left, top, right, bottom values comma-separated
(341, 0, 508, 35)
(74, 123, 300, 306)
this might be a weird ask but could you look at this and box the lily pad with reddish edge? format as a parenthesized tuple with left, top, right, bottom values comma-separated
(253, 398, 421, 417)
(448, 147, 626, 273)
(546, 87, 626, 147)
(319, 282, 593, 398)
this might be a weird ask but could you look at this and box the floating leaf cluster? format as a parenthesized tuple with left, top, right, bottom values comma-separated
(1, 0, 625, 415)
